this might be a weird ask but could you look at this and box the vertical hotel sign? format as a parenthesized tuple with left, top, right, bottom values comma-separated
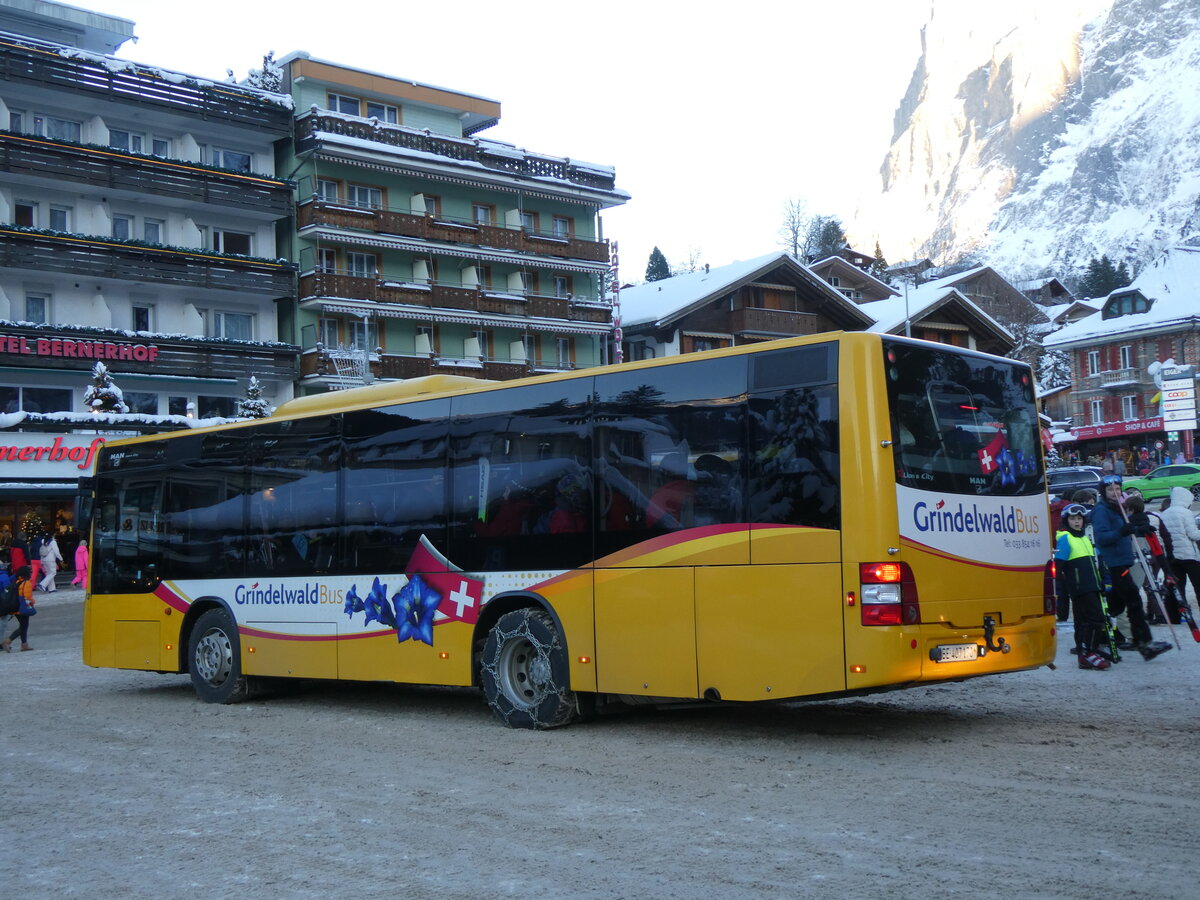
(610, 241, 622, 364)
(1161, 365, 1197, 433)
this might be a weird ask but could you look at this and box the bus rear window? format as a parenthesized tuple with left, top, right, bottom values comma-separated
(883, 341, 1044, 497)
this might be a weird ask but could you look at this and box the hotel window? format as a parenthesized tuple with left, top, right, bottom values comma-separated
(124, 392, 158, 415)
(471, 328, 491, 358)
(1121, 395, 1138, 420)
(169, 396, 190, 417)
(1087, 350, 1101, 374)
(48, 206, 71, 232)
(152, 137, 170, 157)
(1119, 345, 1133, 369)
(416, 325, 437, 354)
(422, 195, 441, 216)
(1090, 399, 1104, 424)
(519, 271, 539, 293)
(37, 115, 81, 142)
(553, 275, 572, 298)
(21, 387, 72, 414)
(347, 252, 377, 278)
(14, 201, 36, 227)
(347, 184, 383, 209)
(327, 92, 359, 115)
(552, 216, 572, 238)
(25, 294, 48, 324)
(109, 129, 144, 153)
(472, 203, 495, 225)
(521, 334, 536, 364)
(199, 396, 238, 418)
(316, 179, 340, 202)
(317, 318, 339, 348)
(132, 304, 154, 332)
(521, 211, 538, 232)
(213, 311, 254, 341)
(112, 215, 134, 240)
(8, 109, 23, 132)
(316, 248, 337, 273)
(143, 218, 164, 244)
(477, 264, 492, 287)
(349, 320, 379, 352)
(555, 337, 572, 368)
(365, 101, 399, 123)
(211, 147, 252, 172)
(211, 230, 252, 256)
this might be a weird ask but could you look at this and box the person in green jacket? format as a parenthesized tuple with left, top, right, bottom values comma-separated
(1055, 504, 1113, 670)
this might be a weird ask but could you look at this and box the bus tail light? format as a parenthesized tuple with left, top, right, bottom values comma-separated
(1043, 560, 1057, 616)
(859, 562, 920, 626)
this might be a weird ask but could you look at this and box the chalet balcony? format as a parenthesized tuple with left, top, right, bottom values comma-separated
(1, 323, 297, 382)
(1087, 368, 1145, 390)
(296, 111, 621, 195)
(299, 271, 611, 323)
(298, 200, 610, 264)
(0, 227, 296, 296)
(299, 349, 540, 383)
(0, 36, 292, 132)
(0, 132, 291, 216)
(729, 307, 821, 337)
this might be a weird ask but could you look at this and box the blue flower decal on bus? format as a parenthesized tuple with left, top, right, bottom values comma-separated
(344, 583, 365, 616)
(393, 574, 441, 646)
(363, 577, 397, 628)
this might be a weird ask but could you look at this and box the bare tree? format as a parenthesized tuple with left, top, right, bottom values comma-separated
(676, 246, 704, 274)
(778, 197, 810, 259)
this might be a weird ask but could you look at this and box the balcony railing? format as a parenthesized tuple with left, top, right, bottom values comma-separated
(0, 132, 291, 215)
(0, 228, 296, 296)
(1087, 367, 1144, 389)
(300, 350, 549, 382)
(729, 307, 821, 336)
(298, 200, 610, 264)
(299, 272, 610, 323)
(297, 112, 622, 196)
(0, 36, 292, 132)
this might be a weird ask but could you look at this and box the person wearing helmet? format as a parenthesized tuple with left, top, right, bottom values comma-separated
(1090, 474, 1171, 661)
(1055, 504, 1112, 669)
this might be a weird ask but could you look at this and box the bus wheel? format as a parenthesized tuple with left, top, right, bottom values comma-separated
(481, 608, 579, 729)
(188, 609, 249, 704)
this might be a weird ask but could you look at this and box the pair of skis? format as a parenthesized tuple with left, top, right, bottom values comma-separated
(1117, 498, 1200, 646)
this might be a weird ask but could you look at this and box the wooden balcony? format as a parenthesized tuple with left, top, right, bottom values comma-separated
(298, 200, 610, 263)
(0, 228, 296, 296)
(300, 272, 611, 323)
(4, 324, 297, 382)
(0, 132, 291, 216)
(300, 350, 532, 382)
(0, 36, 292, 132)
(729, 307, 821, 336)
(297, 112, 620, 195)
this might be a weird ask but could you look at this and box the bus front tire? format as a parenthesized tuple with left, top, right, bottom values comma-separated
(481, 608, 579, 729)
(188, 609, 249, 704)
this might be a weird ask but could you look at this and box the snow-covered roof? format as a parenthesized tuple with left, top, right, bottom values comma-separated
(853, 282, 1013, 345)
(1044, 245, 1200, 347)
(619, 252, 873, 329)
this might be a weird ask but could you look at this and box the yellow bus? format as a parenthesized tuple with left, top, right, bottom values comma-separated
(82, 332, 1057, 728)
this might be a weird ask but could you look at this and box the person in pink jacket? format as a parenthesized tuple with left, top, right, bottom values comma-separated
(71, 539, 89, 587)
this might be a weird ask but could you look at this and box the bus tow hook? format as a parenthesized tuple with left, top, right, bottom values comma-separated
(982, 616, 1010, 654)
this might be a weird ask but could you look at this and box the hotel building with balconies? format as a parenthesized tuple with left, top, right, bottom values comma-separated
(273, 53, 628, 391)
(0, 0, 296, 547)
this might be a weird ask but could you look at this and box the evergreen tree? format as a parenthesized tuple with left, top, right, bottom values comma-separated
(645, 246, 671, 282)
(1078, 255, 1131, 297)
(802, 215, 848, 262)
(83, 361, 129, 414)
(1037, 349, 1072, 389)
(243, 51, 282, 92)
(869, 241, 891, 282)
(237, 375, 271, 419)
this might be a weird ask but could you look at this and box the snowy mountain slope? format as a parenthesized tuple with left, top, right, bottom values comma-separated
(859, 0, 1200, 281)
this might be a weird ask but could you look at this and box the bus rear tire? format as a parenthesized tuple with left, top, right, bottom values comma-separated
(481, 608, 579, 729)
(188, 608, 249, 704)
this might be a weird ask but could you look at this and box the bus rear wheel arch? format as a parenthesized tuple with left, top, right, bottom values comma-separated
(187, 608, 250, 704)
(481, 607, 581, 729)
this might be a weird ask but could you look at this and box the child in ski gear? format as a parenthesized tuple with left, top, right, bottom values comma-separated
(1, 564, 34, 652)
(1055, 504, 1112, 669)
(1090, 475, 1172, 661)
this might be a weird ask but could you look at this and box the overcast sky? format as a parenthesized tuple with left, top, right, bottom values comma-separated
(79, 0, 932, 279)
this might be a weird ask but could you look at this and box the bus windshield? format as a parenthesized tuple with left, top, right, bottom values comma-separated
(884, 340, 1044, 497)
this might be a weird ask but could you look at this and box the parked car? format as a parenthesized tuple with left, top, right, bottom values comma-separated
(1047, 466, 1104, 499)
(1122, 463, 1200, 501)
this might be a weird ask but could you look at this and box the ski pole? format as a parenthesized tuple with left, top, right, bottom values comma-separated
(1117, 497, 1182, 649)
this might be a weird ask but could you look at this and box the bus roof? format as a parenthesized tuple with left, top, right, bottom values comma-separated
(271, 375, 494, 418)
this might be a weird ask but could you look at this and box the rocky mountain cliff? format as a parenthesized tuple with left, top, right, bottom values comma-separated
(860, 0, 1200, 282)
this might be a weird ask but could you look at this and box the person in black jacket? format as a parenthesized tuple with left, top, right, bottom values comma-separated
(1055, 504, 1112, 669)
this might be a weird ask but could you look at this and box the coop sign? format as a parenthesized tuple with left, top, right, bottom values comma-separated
(0, 435, 105, 476)
(0, 335, 159, 362)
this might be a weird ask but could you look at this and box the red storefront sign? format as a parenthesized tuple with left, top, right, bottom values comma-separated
(0, 335, 159, 362)
(1072, 417, 1165, 440)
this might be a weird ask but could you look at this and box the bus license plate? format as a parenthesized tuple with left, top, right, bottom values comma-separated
(931, 643, 979, 663)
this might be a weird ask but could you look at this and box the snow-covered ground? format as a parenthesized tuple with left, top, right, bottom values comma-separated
(2, 584, 1197, 897)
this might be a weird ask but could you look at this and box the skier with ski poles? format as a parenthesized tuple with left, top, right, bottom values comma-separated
(1055, 503, 1118, 669)
(1089, 474, 1172, 661)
